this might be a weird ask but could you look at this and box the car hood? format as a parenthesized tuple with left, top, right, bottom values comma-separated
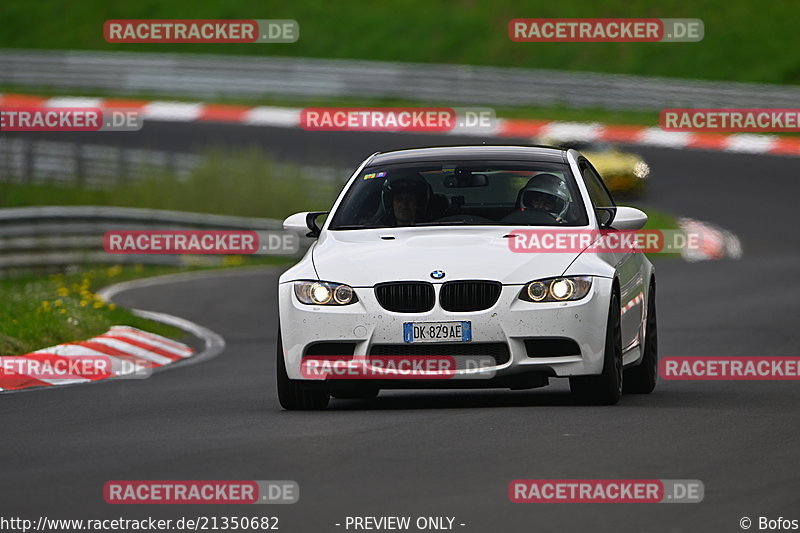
(312, 227, 583, 286)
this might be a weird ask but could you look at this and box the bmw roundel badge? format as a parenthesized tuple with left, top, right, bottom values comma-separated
(431, 270, 446, 280)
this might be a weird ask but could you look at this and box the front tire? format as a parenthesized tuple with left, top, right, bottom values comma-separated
(570, 290, 623, 405)
(623, 280, 657, 394)
(276, 329, 330, 410)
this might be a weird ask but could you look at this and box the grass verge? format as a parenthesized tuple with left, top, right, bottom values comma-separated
(0, 259, 292, 356)
(0, 265, 183, 355)
(0, 149, 341, 217)
(0, 1, 798, 85)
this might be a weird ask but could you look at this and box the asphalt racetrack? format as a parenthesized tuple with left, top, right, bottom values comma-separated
(2, 123, 799, 532)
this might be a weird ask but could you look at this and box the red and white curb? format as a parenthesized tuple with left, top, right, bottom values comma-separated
(621, 291, 645, 316)
(678, 217, 743, 262)
(0, 326, 194, 392)
(2, 93, 800, 157)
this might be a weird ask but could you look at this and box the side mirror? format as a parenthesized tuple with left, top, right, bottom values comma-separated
(595, 207, 616, 229)
(283, 211, 329, 238)
(610, 206, 648, 230)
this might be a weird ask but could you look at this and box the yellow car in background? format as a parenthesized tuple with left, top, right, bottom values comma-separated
(540, 140, 650, 196)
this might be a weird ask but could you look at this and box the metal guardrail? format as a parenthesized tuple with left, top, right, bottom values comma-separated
(0, 137, 200, 187)
(1, 49, 799, 111)
(0, 206, 293, 275)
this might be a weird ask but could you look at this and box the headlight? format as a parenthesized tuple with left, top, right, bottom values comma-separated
(294, 281, 358, 306)
(633, 160, 650, 179)
(526, 281, 547, 301)
(519, 276, 592, 303)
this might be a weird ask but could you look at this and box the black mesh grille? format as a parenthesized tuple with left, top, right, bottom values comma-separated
(439, 280, 502, 312)
(374, 282, 435, 313)
(369, 342, 510, 365)
(304, 342, 357, 357)
(524, 338, 581, 358)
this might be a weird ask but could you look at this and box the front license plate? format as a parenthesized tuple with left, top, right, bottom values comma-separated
(403, 321, 471, 343)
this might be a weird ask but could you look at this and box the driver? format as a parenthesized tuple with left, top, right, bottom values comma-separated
(518, 173, 570, 222)
(379, 175, 432, 226)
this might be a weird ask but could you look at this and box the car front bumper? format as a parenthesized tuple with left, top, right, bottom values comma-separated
(278, 276, 614, 385)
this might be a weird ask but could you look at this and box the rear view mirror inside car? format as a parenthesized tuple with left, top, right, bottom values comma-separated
(444, 170, 489, 188)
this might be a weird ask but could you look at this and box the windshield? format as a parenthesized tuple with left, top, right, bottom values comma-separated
(328, 160, 588, 229)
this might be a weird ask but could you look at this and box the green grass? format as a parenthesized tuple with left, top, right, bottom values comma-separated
(0, 265, 183, 355)
(0, 149, 341, 218)
(0, 1, 798, 85)
(641, 207, 678, 231)
(0, 260, 293, 355)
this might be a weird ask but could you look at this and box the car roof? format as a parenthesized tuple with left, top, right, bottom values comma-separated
(368, 145, 569, 166)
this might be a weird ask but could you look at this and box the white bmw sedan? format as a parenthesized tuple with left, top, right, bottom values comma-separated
(277, 146, 657, 409)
